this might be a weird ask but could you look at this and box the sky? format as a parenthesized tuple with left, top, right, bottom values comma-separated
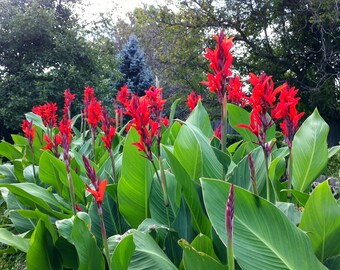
(80, 0, 161, 21)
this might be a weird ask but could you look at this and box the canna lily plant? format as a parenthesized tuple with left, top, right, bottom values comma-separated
(0, 31, 339, 270)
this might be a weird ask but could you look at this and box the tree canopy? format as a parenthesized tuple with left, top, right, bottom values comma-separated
(0, 0, 117, 137)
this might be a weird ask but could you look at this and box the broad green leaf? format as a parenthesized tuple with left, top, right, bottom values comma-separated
(149, 171, 179, 227)
(163, 146, 211, 235)
(228, 103, 276, 142)
(179, 239, 227, 270)
(173, 124, 202, 180)
(55, 212, 91, 243)
(0, 183, 71, 219)
(39, 151, 85, 202)
(228, 146, 266, 193)
(0, 141, 23, 160)
(292, 109, 329, 192)
(128, 231, 177, 270)
(88, 186, 126, 246)
(174, 122, 222, 181)
(186, 100, 213, 138)
(5, 191, 36, 232)
(111, 234, 135, 270)
(71, 216, 105, 270)
(328, 145, 340, 159)
(169, 98, 181, 125)
(212, 146, 231, 174)
(281, 189, 310, 206)
(118, 128, 153, 228)
(0, 164, 18, 183)
(201, 178, 327, 270)
(0, 228, 30, 252)
(324, 256, 340, 270)
(299, 181, 340, 261)
(55, 236, 79, 270)
(227, 103, 257, 142)
(276, 202, 302, 226)
(27, 220, 62, 270)
(25, 112, 47, 132)
(190, 233, 220, 260)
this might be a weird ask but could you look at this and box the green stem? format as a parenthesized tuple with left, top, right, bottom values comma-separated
(227, 235, 235, 270)
(287, 147, 293, 201)
(98, 205, 111, 269)
(221, 93, 228, 181)
(30, 146, 37, 184)
(91, 128, 96, 163)
(109, 149, 117, 184)
(66, 165, 77, 214)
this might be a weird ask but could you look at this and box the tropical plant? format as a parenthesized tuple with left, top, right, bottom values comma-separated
(0, 31, 339, 270)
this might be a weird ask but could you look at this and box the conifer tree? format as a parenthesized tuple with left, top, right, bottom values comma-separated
(116, 34, 155, 96)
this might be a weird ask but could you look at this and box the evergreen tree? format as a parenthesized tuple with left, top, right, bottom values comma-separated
(116, 34, 155, 96)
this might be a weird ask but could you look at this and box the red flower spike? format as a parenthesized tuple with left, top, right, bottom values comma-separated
(227, 76, 246, 107)
(22, 120, 35, 147)
(116, 85, 130, 107)
(202, 31, 234, 103)
(83, 86, 95, 117)
(33, 102, 58, 128)
(272, 84, 304, 147)
(87, 98, 103, 129)
(86, 179, 107, 205)
(186, 91, 202, 111)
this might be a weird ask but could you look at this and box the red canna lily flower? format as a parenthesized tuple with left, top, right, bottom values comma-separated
(272, 84, 304, 147)
(116, 85, 130, 107)
(202, 31, 234, 103)
(87, 98, 103, 129)
(22, 120, 35, 147)
(101, 109, 116, 151)
(227, 76, 246, 107)
(86, 179, 107, 205)
(161, 116, 169, 127)
(33, 102, 58, 128)
(186, 91, 202, 111)
(43, 133, 62, 156)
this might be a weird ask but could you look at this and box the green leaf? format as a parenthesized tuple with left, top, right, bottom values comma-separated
(328, 145, 340, 159)
(0, 183, 71, 219)
(25, 112, 47, 132)
(27, 220, 62, 270)
(149, 171, 179, 226)
(0, 164, 18, 183)
(128, 230, 177, 270)
(228, 146, 266, 193)
(299, 181, 340, 261)
(324, 256, 340, 270)
(169, 98, 181, 125)
(227, 103, 276, 142)
(71, 216, 105, 270)
(0, 228, 30, 252)
(0, 141, 23, 160)
(88, 187, 125, 246)
(186, 100, 213, 138)
(174, 122, 222, 181)
(281, 189, 310, 206)
(111, 234, 135, 270)
(118, 128, 153, 228)
(201, 178, 327, 270)
(163, 146, 211, 235)
(292, 109, 329, 192)
(39, 151, 85, 202)
(276, 202, 302, 226)
(227, 103, 257, 142)
(179, 239, 227, 270)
